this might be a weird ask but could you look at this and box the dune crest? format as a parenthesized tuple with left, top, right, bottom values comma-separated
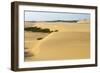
(33, 22, 90, 32)
(31, 32, 90, 60)
(24, 20, 90, 61)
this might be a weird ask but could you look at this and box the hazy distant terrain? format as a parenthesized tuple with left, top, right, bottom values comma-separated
(24, 20, 90, 61)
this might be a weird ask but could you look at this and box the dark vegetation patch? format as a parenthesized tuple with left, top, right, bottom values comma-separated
(25, 26, 58, 33)
(37, 38, 43, 40)
(25, 27, 51, 33)
(55, 30, 58, 32)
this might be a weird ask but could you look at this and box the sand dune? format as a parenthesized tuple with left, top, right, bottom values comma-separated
(24, 32, 49, 58)
(28, 32, 90, 61)
(24, 21, 35, 28)
(24, 21, 90, 61)
(33, 22, 90, 32)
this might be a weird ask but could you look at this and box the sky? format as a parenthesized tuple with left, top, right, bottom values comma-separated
(24, 11, 90, 21)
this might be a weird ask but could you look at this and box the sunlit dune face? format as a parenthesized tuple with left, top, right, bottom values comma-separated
(24, 21, 90, 61)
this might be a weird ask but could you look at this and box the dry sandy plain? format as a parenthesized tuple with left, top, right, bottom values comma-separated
(24, 20, 90, 61)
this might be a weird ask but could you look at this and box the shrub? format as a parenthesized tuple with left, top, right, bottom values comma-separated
(25, 27, 52, 33)
(55, 30, 58, 32)
(37, 38, 43, 40)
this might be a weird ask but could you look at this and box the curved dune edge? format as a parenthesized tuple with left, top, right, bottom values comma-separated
(26, 32, 90, 61)
(33, 22, 90, 32)
(24, 21, 90, 61)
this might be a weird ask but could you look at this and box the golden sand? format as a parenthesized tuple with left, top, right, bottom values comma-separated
(24, 21, 90, 61)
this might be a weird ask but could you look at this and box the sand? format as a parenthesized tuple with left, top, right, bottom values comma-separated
(33, 22, 90, 32)
(24, 21, 90, 61)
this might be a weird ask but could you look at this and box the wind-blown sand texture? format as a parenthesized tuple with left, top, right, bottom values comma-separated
(24, 21, 90, 61)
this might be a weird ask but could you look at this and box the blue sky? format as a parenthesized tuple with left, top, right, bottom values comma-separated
(24, 11, 90, 21)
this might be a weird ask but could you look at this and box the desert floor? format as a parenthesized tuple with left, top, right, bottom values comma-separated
(24, 21, 90, 61)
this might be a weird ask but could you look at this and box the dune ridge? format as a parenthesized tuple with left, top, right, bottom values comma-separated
(24, 21, 90, 61)
(33, 22, 90, 32)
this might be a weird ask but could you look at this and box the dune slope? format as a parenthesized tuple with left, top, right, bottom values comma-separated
(28, 32, 90, 61)
(24, 21, 90, 61)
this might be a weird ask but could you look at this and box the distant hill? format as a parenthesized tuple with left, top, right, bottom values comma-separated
(25, 20, 78, 23)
